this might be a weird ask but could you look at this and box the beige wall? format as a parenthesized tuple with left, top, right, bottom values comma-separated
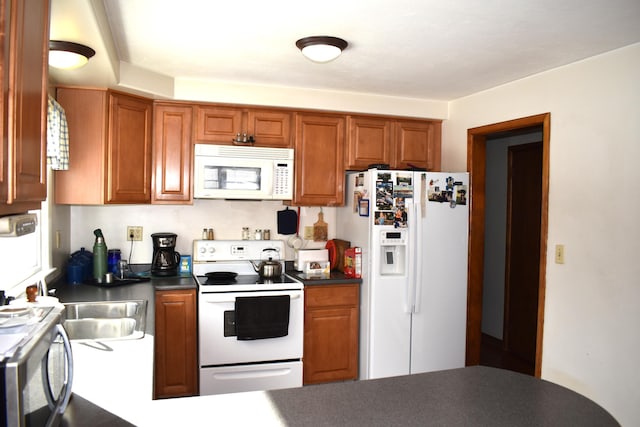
(443, 43, 640, 426)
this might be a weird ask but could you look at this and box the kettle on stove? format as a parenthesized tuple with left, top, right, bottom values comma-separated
(151, 233, 180, 276)
(250, 248, 283, 279)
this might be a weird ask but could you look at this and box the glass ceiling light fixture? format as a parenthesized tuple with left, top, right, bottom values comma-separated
(295, 36, 348, 63)
(49, 40, 96, 69)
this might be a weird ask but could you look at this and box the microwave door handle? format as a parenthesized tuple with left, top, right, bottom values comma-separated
(57, 323, 74, 414)
(43, 324, 74, 424)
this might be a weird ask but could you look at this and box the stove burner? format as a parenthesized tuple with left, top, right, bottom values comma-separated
(204, 271, 239, 284)
(205, 277, 237, 285)
(197, 274, 298, 287)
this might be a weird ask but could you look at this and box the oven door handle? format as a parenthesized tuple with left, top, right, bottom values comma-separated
(202, 293, 302, 304)
(213, 367, 293, 380)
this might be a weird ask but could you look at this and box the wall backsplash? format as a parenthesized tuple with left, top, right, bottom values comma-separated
(68, 200, 337, 267)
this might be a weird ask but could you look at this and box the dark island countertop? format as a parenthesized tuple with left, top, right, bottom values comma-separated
(88, 366, 617, 426)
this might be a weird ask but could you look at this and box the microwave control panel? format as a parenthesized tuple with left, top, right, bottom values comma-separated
(273, 162, 292, 198)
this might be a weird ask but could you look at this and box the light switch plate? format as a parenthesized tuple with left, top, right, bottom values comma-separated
(555, 244, 565, 264)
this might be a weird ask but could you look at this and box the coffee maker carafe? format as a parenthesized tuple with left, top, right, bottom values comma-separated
(151, 233, 180, 276)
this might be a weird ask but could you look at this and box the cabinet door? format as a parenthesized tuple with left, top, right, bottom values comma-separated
(154, 289, 198, 399)
(107, 92, 153, 203)
(345, 116, 392, 170)
(0, 0, 10, 206)
(304, 284, 359, 385)
(393, 120, 441, 171)
(294, 114, 345, 206)
(1, 0, 48, 213)
(246, 109, 292, 148)
(54, 88, 108, 204)
(152, 103, 193, 204)
(195, 105, 243, 143)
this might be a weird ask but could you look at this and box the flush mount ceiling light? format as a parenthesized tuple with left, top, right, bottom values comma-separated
(49, 40, 96, 69)
(295, 36, 348, 63)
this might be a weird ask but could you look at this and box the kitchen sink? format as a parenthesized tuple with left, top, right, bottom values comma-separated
(62, 300, 147, 340)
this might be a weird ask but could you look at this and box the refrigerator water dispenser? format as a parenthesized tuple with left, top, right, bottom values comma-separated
(379, 230, 407, 276)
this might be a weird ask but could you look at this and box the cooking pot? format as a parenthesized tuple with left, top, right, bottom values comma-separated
(250, 248, 283, 278)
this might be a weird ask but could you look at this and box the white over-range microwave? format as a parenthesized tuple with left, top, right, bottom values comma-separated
(193, 144, 294, 200)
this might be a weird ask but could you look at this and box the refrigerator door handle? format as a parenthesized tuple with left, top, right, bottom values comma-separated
(413, 191, 424, 314)
(406, 199, 420, 313)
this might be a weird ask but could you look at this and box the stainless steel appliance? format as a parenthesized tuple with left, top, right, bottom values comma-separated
(193, 239, 303, 395)
(1, 304, 73, 427)
(151, 233, 180, 276)
(193, 144, 294, 200)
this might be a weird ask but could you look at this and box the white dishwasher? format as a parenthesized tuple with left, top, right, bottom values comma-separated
(71, 335, 154, 423)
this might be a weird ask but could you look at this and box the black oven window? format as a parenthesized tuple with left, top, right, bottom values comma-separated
(223, 310, 237, 337)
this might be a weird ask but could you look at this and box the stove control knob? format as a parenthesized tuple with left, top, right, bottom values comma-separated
(208, 247, 216, 253)
(199, 247, 206, 253)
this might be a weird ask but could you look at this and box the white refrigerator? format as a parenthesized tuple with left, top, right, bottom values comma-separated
(337, 169, 469, 380)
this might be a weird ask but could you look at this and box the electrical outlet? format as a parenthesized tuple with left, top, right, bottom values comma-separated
(303, 226, 314, 240)
(127, 226, 143, 241)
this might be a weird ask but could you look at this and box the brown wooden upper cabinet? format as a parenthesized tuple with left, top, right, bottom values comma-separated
(345, 116, 442, 172)
(394, 120, 441, 171)
(195, 105, 292, 148)
(55, 88, 153, 204)
(0, 0, 49, 215)
(345, 116, 393, 170)
(292, 113, 345, 206)
(152, 103, 193, 204)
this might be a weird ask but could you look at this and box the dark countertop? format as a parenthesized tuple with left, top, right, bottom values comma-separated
(61, 394, 134, 427)
(286, 269, 362, 285)
(261, 366, 619, 427)
(63, 366, 619, 426)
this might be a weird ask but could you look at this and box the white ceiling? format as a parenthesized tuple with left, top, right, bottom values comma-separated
(49, 0, 640, 102)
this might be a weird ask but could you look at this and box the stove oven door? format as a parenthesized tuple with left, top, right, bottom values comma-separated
(199, 289, 303, 365)
(199, 289, 303, 395)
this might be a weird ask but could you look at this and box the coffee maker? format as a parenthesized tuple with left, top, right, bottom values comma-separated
(151, 233, 180, 276)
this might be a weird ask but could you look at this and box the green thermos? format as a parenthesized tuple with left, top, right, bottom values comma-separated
(93, 228, 108, 281)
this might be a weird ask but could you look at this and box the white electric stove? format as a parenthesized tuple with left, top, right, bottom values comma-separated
(193, 240, 303, 396)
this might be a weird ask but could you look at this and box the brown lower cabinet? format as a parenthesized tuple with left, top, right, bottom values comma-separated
(303, 283, 359, 384)
(154, 288, 198, 398)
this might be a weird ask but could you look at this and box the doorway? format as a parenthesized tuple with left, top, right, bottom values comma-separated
(466, 113, 550, 378)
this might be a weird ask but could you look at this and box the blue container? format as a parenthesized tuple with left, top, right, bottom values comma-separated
(67, 260, 84, 284)
(70, 247, 93, 280)
(107, 249, 121, 274)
